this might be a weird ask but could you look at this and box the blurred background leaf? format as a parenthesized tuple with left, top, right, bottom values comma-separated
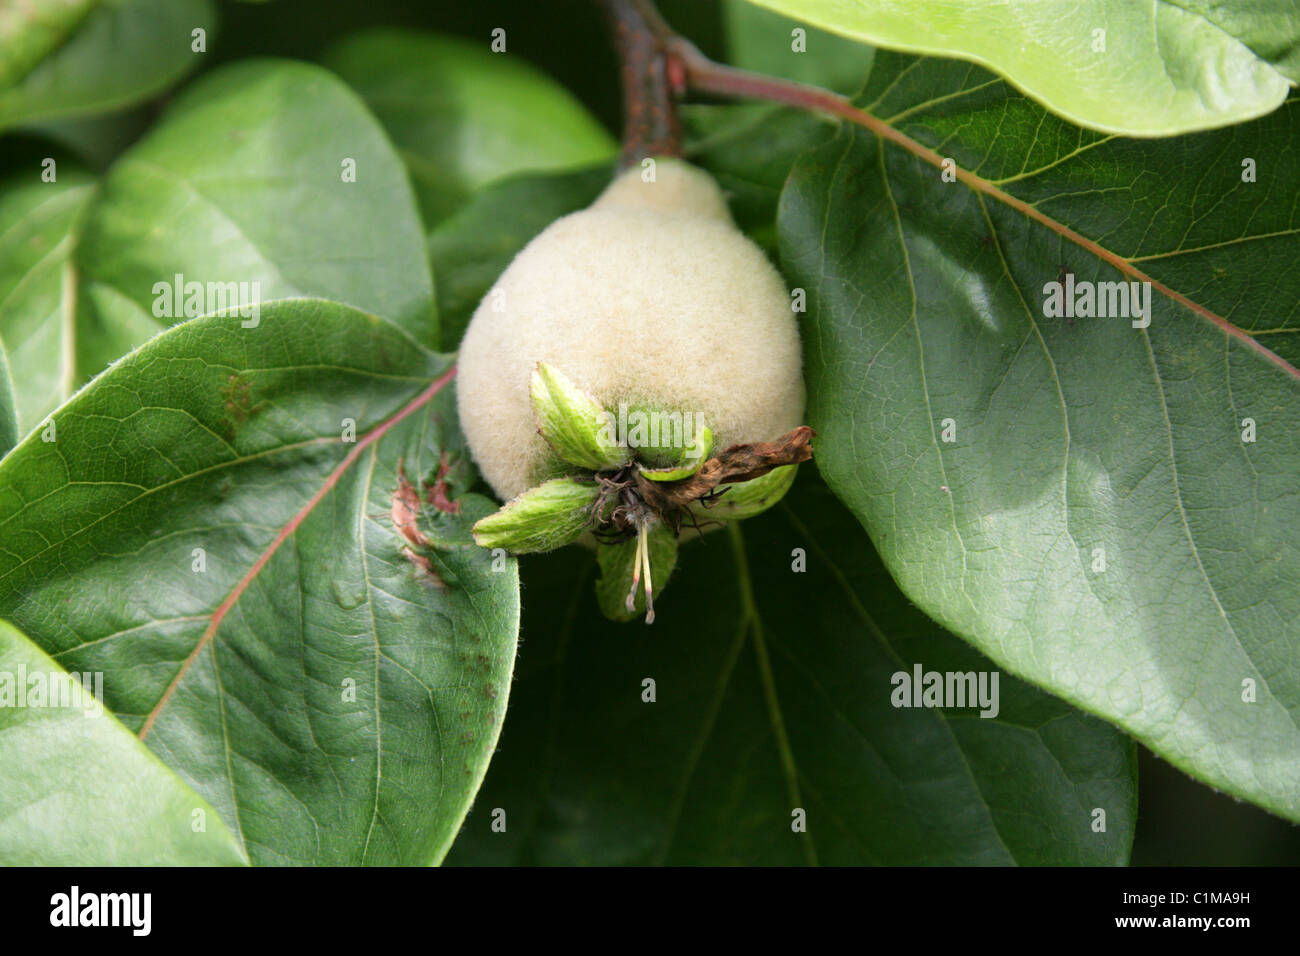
(74, 59, 436, 376)
(721, 0, 873, 92)
(324, 29, 616, 229)
(0, 161, 95, 434)
(0, 342, 18, 458)
(0, 0, 217, 131)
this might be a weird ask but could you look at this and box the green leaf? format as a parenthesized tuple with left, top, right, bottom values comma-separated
(472, 478, 600, 555)
(531, 362, 629, 473)
(446, 471, 1136, 865)
(0, 164, 96, 435)
(427, 165, 611, 350)
(323, 29, 616, 227)
(740, 0, 1294, 135)
(595, 524, 678, 623)
(0, 0, 216, 131)
(0, 618, 247, 865)
(74, 59, 436, 374)
(0, 298, 519, 865)
(779, 53, 1300, 821)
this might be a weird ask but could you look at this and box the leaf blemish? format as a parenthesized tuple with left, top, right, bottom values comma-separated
(390, 459, 447, 589)
(425, 452, 461, 514)
(219, 373, 267, 440)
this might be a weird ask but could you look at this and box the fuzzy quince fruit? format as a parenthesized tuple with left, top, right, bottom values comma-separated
(456, 159, 810, 621)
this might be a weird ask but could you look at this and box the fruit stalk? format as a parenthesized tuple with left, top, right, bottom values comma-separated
(598, 0, 683, 166)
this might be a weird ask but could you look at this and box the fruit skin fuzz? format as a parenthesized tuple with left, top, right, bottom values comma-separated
(456, 158, 805, 503)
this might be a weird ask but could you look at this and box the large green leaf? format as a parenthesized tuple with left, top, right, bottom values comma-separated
(779, 53, 1300, 821)
(446, 472, 1136, 865)
(324, 29, 616, 228)
(0, 165, 96, 435)
(74, 59, 436, 374)
(0, 299, 519, 865)
(740, 0, 1295, 135)
(0, 618, 247, 865)
(0, 0, 216, 131)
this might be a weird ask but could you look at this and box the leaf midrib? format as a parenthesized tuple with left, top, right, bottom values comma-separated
(136, 367, 456, 740)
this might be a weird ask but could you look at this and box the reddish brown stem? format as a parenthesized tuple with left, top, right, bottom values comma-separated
(599, 0, 683, 167)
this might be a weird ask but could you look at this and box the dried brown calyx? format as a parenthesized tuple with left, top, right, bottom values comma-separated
(588, 425, 816, 541)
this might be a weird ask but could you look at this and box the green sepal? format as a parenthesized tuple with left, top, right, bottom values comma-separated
(595, 524, 678, 622)
(689, 463, 799, 522)
(472, 477, 599, 553)
(637, 425, 714, 482)
(531, 362, 628, 472)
